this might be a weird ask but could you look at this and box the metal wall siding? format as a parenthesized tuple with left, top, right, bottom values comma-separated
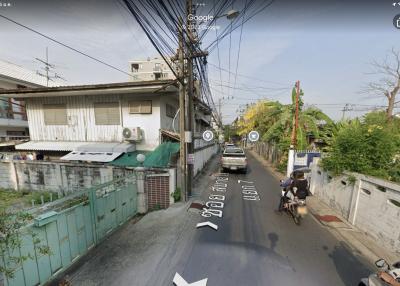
(26, 95, 123, 142)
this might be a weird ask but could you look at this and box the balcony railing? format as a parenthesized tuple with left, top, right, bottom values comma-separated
(0, 110, 27, 120)
(153, 66, 162, 73)
(0, 135, 30, 142)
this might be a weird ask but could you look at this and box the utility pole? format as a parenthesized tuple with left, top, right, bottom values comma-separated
(288, 80, 300, 177)
(218, 98, 222, 123)
(290, 80, 300, 147)
(186, 0, 194, 198)
(172, 1, 209, 200)
(177, 16, 187, 201)
(341, 103, 353, 120)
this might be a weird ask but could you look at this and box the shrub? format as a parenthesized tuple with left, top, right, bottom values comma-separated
(322, 115, 400, 182)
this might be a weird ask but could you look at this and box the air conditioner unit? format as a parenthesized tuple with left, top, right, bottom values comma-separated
(122, 127, 142, 141)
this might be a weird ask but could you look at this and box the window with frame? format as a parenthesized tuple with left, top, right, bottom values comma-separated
(129, 100, 152, 114)
(43, 104, 68, 125)
(94, 102, 120, 125)
(166, 104, 177, 118)
(131, 63, 139, 72)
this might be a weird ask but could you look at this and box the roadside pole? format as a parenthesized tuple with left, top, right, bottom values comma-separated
(178, 16, 187, 201)
(184, 0, 208, 198)
(186, 0, 194, 198)
(288, 80, 300, 177)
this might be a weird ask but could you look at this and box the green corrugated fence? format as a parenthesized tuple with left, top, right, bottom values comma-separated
(1, 174, 138, 286)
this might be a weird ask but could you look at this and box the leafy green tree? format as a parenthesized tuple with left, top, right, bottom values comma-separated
(322, 112, 400, 181)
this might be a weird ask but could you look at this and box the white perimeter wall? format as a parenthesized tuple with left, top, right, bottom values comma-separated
(310, 158, 400, 253)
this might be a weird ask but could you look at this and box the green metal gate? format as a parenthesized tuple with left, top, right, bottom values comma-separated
(2, 174, 137, 286)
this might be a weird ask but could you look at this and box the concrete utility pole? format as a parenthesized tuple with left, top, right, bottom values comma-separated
(288, 80, 300, 177)
(341, 103, 353, 120)
(290, 80, 300, 147)
(186, 0, 194, 198)
(181, 0, 208, 198)
(177, 16, 187, 201)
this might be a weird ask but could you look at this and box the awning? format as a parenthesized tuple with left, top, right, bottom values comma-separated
(60, 151, 122, 163)
(195, 115, 211, 126)
(76, 142, 135, 153)
(15, 141, 84, 151)
(15, 141, 136, 152)
(109, 142, 180, 168)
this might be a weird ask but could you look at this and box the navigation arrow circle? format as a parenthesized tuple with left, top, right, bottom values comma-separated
(202, 130, 214, 142)
(248, 130, 260, 142)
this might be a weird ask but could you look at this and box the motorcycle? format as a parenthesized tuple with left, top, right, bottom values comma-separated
(359, 258, 400, 286)
(279, 178, 308, 225)
(284, 190, 307, 225)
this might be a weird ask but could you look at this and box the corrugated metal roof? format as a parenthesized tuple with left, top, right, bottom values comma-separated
(60, 151, 122, 163)
(0, 79, 176, 96)
(0, 59, 63, 87)
(15, 141, 135, 152)
(15, 141, 84, 151)
(76, 142, 135, 152)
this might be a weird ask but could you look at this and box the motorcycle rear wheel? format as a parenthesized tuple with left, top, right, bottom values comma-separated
(293, 214, 300, 225)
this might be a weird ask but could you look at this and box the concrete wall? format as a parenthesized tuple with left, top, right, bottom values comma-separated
(0, 160, 134, 194)
(193, 143, 218, 176)
(0, 159, 179, 210)
(310, 159, 400, 253)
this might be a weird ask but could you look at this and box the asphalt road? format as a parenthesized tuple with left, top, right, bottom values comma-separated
(170, 151, 372, 286)
(63, 151, 373, 286)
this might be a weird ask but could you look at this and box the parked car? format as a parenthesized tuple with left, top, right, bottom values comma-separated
(225, 143, 235, 148)
(221, 147, 247, 173)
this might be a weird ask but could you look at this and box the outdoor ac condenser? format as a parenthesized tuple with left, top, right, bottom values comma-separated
(122, 127, 142, 142)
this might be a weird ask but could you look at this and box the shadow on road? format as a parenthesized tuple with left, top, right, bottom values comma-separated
(325, 242, 372, 286)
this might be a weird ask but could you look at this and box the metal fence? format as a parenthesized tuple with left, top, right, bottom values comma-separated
(1, 174, 138, 286)
(254, 142, 283, 165)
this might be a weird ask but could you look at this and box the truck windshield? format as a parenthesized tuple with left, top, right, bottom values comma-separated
(223, 150, 245, 157)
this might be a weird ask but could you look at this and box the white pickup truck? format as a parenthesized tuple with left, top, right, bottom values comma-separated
(221, 147, 247, 173)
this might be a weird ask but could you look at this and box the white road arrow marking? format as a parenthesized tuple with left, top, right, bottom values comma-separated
(173, 272, 208, 286)
(196, 221, 218, 230)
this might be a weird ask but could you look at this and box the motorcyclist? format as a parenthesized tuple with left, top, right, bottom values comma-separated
(277, 170, 308, 212)
(290, 171, 309, 200)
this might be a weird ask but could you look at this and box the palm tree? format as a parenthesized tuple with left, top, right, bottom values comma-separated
(238, 99, 335, 150)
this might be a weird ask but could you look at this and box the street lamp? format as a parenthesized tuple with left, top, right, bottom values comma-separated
(225, 9, 240, 20)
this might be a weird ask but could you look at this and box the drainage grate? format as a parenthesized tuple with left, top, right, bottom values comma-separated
(189, 202, 205, 210)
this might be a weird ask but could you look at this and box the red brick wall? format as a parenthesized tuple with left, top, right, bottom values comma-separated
(145, 175, 170, 210)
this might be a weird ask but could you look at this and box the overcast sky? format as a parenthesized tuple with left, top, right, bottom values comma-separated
(0, 0, 399, 123)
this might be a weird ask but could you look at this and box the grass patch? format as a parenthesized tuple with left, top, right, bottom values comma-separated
(0, 189, 59, 209)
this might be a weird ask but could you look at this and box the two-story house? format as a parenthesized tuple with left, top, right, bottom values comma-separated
(0, 80, 212, 162)
(0, 60, 50, 145)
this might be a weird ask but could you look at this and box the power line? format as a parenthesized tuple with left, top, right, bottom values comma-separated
(0, 14, 135, 79)
(227, 1, 233, 100)
(208, 62, 289, 86)
(210, 79, 291, 91)
(233, 0, 248, 98)
(213, 0, 225, 105)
